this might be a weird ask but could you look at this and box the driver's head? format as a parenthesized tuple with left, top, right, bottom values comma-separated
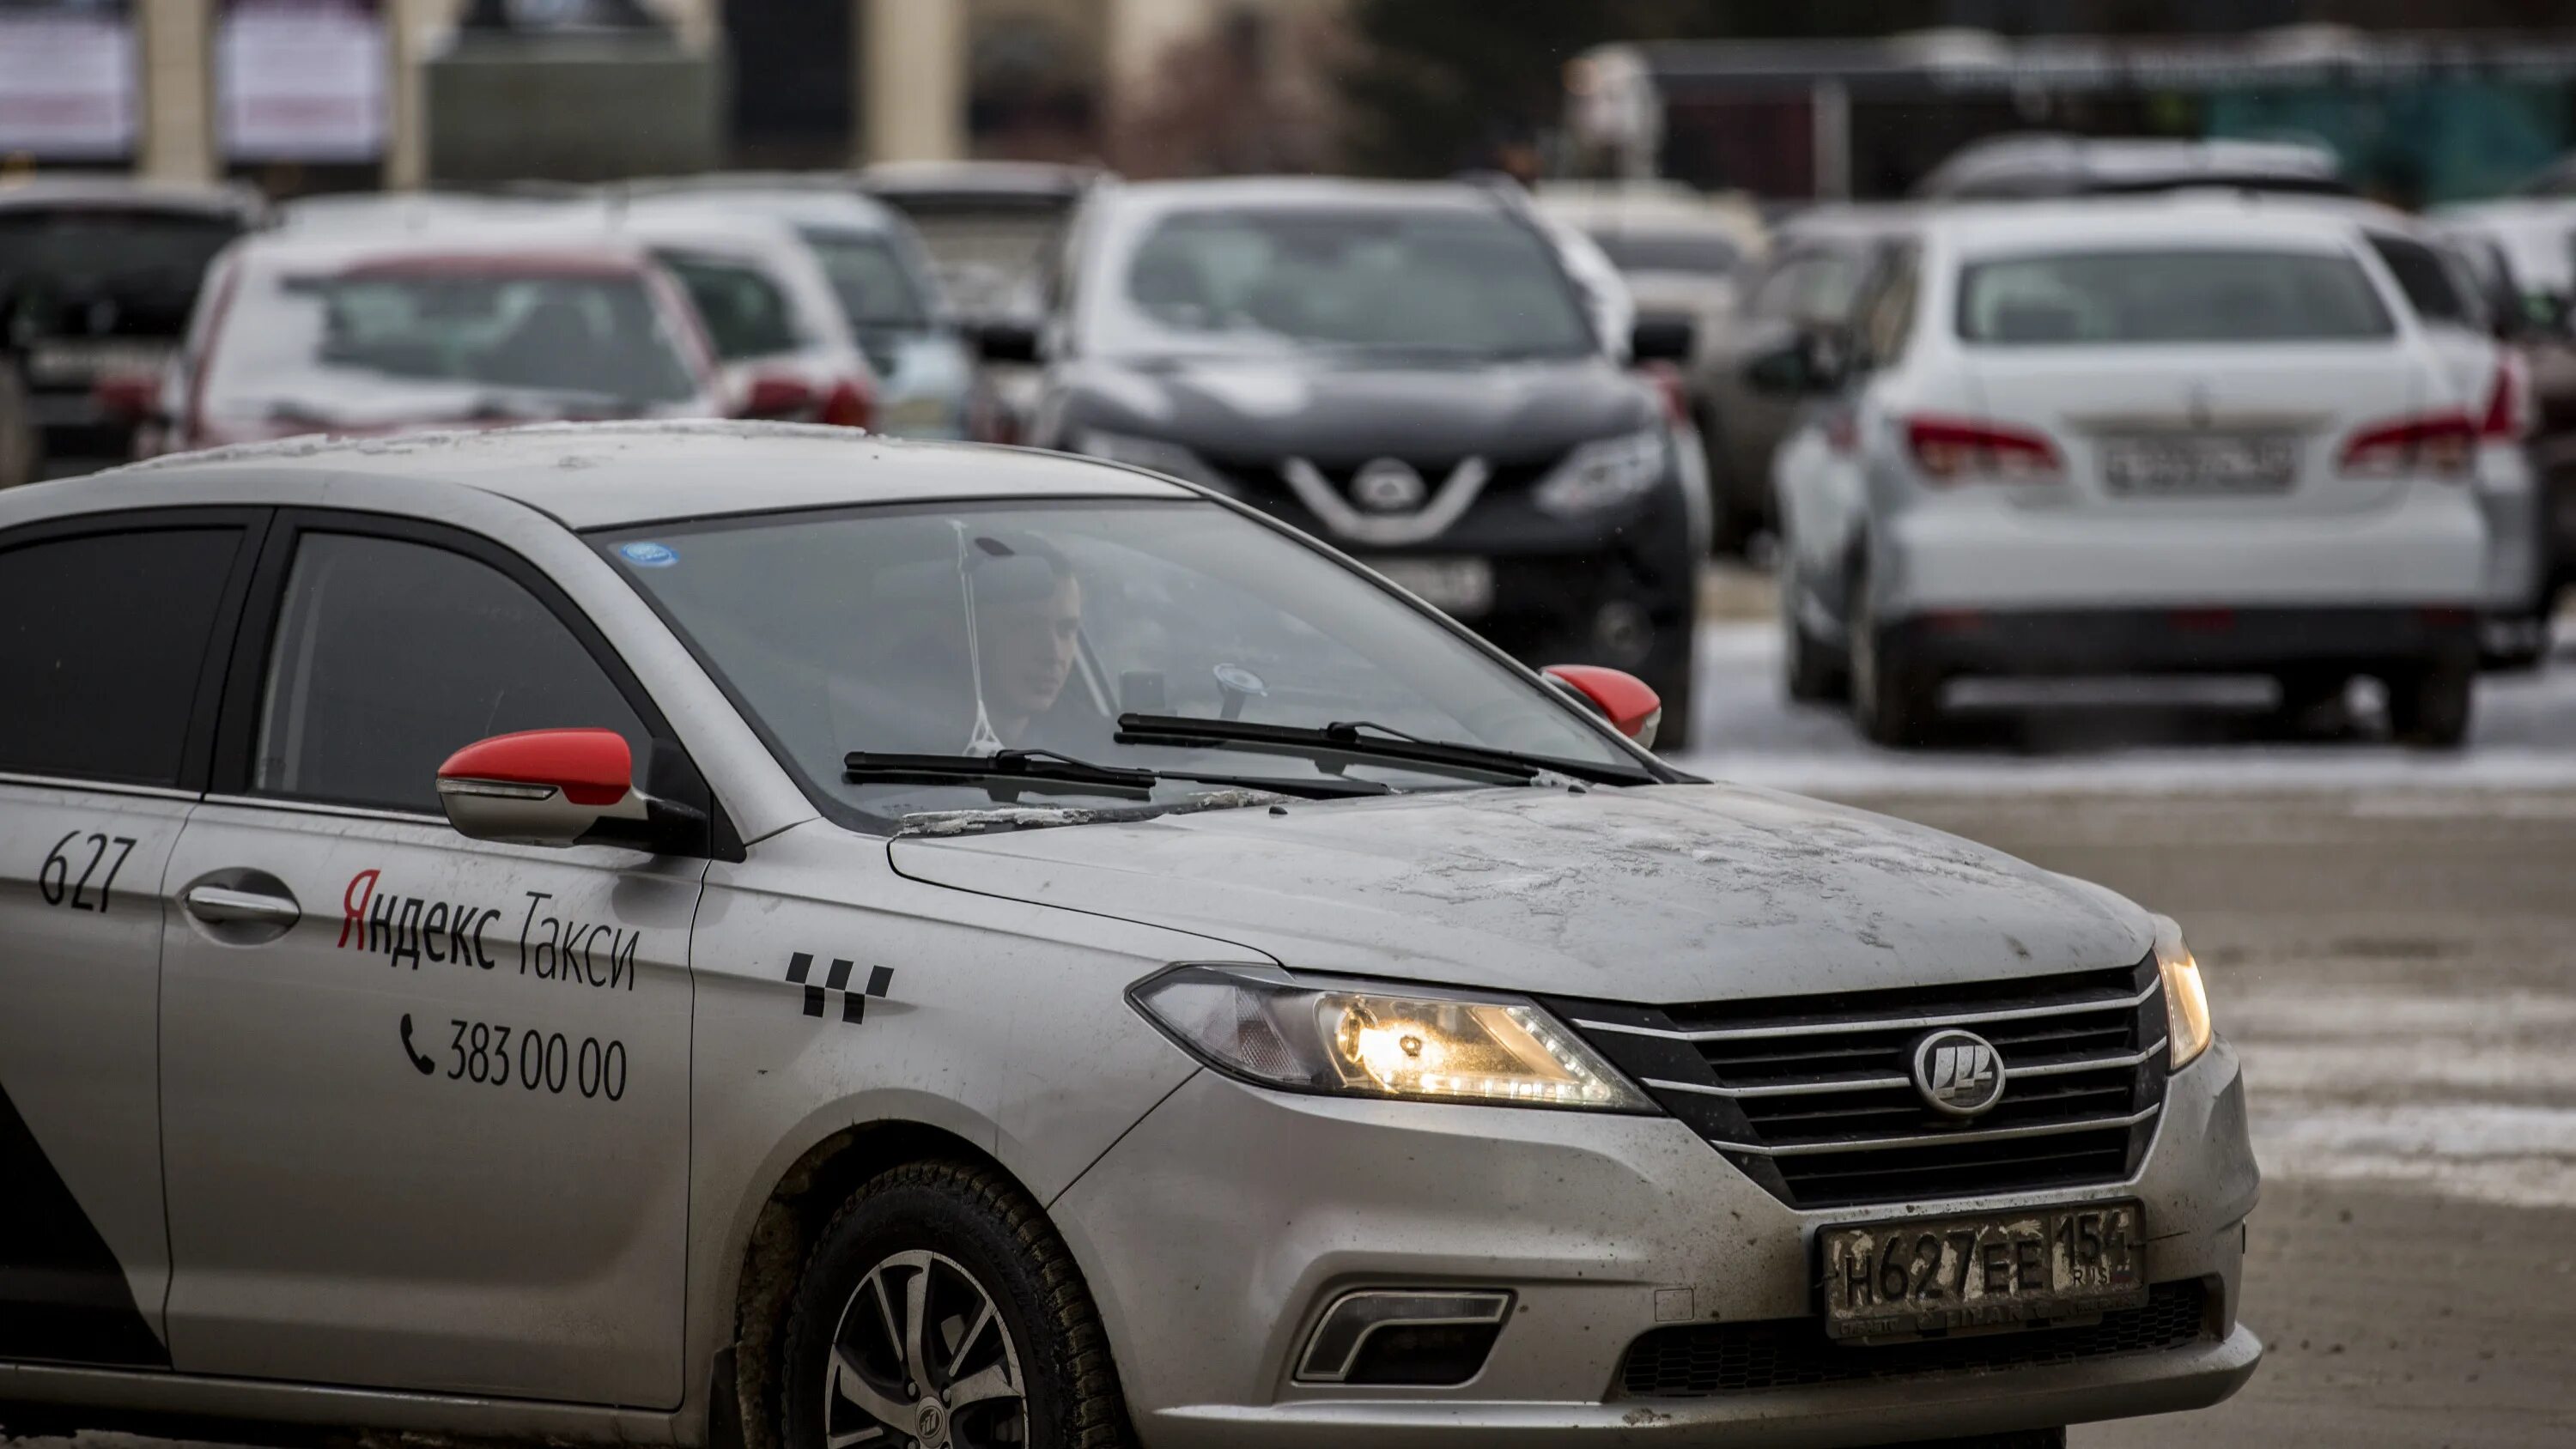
(969, 536, 1082, 722)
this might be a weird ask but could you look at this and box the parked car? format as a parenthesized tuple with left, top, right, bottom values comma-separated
(1694, 203, 1917, 553)
(2434, 198, 2576, 621)
(1534, 180, 1765, 333)
(107, 229, 725, 453)
(615, 179, 986, 440)
(858, 161, 1102, 442)
(1019, 178, 1707, 744)
(603, 206, 878, 429)
(0, 176, 264, 479)
(1913, 134, 2353, 201)
(0, 421, 2255, 1449)
(1771, 196, 2492, 747)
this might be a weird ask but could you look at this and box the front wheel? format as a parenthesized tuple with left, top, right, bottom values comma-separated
(783, 1161, 1128, 1449)
(1847, 568, 1940, 749)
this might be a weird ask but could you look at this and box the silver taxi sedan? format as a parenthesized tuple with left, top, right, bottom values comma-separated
(0, 423, 2257, 1449)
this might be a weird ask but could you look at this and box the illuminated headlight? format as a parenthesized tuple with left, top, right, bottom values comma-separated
(1071, 427, 1230, 492)
(1532, 427, 1668, 517)
(1129, 963, 1650, 1111)
(2154, 915, 2213, 1070)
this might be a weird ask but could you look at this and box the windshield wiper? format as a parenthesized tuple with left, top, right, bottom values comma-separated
(842, 748, 1388, 802)
(1113, 714, 1656, 788)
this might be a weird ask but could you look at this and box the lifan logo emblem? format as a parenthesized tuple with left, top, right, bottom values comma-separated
(1911, 1029, 2006, 1118)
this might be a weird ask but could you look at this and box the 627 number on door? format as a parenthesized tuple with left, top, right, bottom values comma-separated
(40, 831, 137, 912)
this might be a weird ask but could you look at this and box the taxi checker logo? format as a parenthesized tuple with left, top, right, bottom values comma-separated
(1911, 1029, 2006, 1118)
(1351, 458, 1428, 513)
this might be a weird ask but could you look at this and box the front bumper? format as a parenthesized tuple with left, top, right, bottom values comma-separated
(1052, 1040, 2258, 1447)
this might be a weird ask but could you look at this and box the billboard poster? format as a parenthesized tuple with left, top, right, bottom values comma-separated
(217, 0, 386, 161)
(0, 0, 137, 159)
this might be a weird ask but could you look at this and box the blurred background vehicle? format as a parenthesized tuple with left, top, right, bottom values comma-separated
(1911, 133, 2354, 200)
(1691, 203, 1916, 555)
(609, 179, 986, 440)
(1025, 177, 1704, 741)
(605, 206, 878, 429)
(1771, 195, 2492, 748)
(0, 176, 264, 484)
(2433, 197, 2576, 623)
(110, 227, 723, 453)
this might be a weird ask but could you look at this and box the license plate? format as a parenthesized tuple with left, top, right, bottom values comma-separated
(27, 340, 173, 385)
(1375, 556, 1495, 617)
(2102, 436, 2296, 494)
(1819, 1199, 2146, 1341)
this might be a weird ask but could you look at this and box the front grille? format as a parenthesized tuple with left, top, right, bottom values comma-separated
(1615, 1279, 2213, 1398)
(1546, 957, 2168, 1208)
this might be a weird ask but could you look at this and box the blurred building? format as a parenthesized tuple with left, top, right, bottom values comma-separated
(0, 0, 1341, 193)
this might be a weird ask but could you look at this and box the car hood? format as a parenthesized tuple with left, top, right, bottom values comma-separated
(1060, 353, 1657, 465)
(889, 783, 2152, 1003)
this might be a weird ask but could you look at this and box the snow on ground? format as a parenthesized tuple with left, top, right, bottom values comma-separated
(1674, 620, 2576, 793)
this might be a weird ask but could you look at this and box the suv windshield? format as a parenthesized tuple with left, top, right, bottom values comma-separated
(799, 227, 933, 332)
(0, 208, 240, 342)
(1095, 204, 1595, 360)
(1957, 249, 2395, 346)
(598, 499, 1635, 831)
(201, 261, 703, 424)
(1589, 230, 1741, 276)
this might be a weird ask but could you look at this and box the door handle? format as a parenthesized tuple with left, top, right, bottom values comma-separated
(183, 884, 301, 928)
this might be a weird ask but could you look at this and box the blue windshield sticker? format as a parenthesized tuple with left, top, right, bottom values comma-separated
(619, 542, 678, 568)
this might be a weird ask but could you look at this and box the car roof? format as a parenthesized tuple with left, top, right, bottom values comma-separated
(859, 161, 1101, 199)
(1923, 195, 2375, 258)
(1770, 202, 1923, 248)
(1101, 176, 1515, 218)
(220, 222, 663, 276)
(1919, 133, 2348, 197)
(1532, 185, 1767, 246)
(100, 423, 1188, 530)
(607, 182, 904, 234)
(0, 173, 266, 220)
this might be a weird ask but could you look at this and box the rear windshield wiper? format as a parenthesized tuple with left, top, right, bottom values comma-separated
(842, 748, 1388, 802)
(1113, 714, 1656, 788)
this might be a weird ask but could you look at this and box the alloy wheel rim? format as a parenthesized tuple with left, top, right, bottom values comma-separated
(824, 1248, 1027, 1448)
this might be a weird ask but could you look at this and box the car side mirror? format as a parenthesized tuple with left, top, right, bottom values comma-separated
(437, 728, 658, 848)
(94, 370, 164, 424)
(1630, 314, 1696, 364)
(738, 374, 815, 421)
(974, 318, 1042, 365)
(1542, 664, 1664, 751)
(1747, 329, 1845, 395)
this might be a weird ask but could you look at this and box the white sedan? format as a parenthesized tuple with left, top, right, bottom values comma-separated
(1772, 195, 2496, 747)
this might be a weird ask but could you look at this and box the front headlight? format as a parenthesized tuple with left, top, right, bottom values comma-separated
(1129, 963, 1651, 1111)
(2154, 916, 2213, 1070)
(1071, 427, 1230, 492)
(1532, 427, 1668, 517)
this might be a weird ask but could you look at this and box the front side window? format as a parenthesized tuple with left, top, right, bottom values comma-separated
(1956, 249, 2396, 346)
(255, 533, 647, 813)
(801, 227, 933, 331)
(1091, 205, 1595, 361)
(598, 500, 1635, 831)
(653, 250, 805, 359)
(199, 261, 702, 429)
(2366, 234, 2473, 330)
(0, 526, 244, 786)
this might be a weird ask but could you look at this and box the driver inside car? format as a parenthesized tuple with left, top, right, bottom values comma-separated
(962, 534, 1084, 749)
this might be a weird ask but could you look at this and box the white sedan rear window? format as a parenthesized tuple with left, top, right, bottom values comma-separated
(1956, 248, 2394, 345)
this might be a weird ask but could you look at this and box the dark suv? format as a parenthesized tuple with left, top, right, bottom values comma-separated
(1011, 178, 1705, 743)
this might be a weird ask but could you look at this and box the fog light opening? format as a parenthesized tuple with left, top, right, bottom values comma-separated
(1293, 1289, 1512, 1386)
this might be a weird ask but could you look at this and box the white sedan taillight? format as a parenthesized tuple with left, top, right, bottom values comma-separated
(2477, 353, 2528, 442)
(1904, 415, 2064, 485)
(2336, 411, 2475, 481)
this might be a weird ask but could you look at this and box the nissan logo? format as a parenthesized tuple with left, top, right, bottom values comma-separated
(1350, 458, 1429, 513)
(1911, 1029, 2006, 1118)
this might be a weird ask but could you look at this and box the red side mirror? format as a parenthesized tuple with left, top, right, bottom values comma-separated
(1543, 664, 1664, 750)
(435, 728, 642, 846)
(738, 374, 814, 421)
(94, 371, 161, 423)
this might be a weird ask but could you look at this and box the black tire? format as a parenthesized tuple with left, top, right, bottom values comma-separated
(2385, 655, 2475, 749)
(1885, 1430, 2067, 1449)
(1644, 644, 1695, 755)
(0, 361, 35, 490)
(1781, 570, 1849, 705)
(1697, 403, 1760, 559)
(783, 1160, 1127, 1449)
(1847, 567, 1940, 748)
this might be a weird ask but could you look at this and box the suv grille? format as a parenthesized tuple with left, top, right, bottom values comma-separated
(1616, 1279, 2212, 1397)
(1545, 958, 2168, 1209)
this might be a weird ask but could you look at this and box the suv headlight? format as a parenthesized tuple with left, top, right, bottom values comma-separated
(2154, 916, 2213, 1070)
(1071, 427, 1230, 492)
(1130, 963, 1650, 1111)
(1532, 427, 1668, 517)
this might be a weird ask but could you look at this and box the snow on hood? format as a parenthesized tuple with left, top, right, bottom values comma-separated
(890, 782, 2153, 1004)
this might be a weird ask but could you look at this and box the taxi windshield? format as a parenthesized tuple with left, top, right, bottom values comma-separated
(597, 499, 1641, 831)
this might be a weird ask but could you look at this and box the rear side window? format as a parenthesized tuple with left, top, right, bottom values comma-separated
(0, 527, 244, 786)
(2366, 234, 2472, 329)
(253, 533, 647, 812)
(1956, 249, 2394, 345)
